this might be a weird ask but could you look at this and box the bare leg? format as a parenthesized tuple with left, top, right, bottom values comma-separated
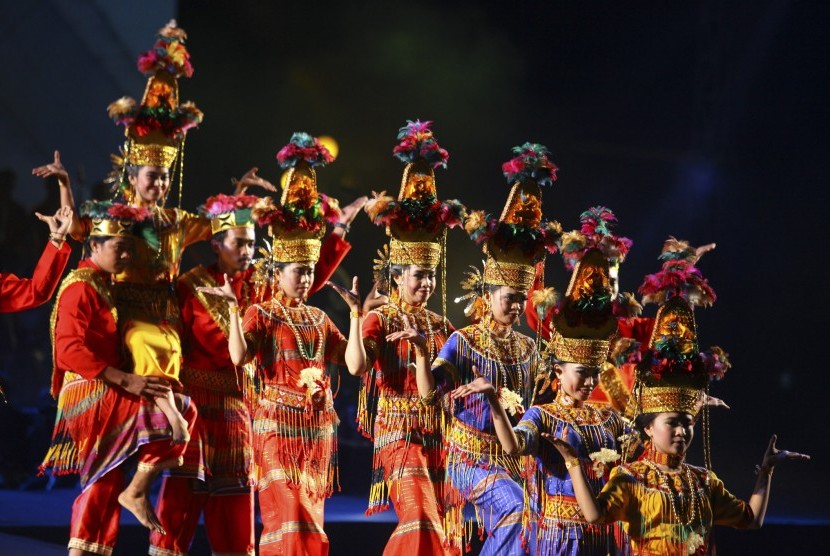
(155, 389, 189, 444)
(118, 465, 168, 535)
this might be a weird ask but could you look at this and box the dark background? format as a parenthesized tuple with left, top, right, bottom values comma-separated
(1, 0, 826, 529)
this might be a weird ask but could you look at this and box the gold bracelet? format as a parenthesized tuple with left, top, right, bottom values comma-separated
(350, 310, 363, 319)
(229, 304, 241, 315)
(565, 457, 580, 470)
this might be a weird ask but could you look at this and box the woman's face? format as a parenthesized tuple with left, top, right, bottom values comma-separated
(129, 165, 171, 205)
(645, 412, 695, 456)
(555, 362, 600, 403)
(487, 286, 526, 326)
(277, 262, 315, 299)
(395, 264, 436, 305)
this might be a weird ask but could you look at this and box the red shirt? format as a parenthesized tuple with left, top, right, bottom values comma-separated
(1, 241, 70, 313)
(51, 259, 121, 396)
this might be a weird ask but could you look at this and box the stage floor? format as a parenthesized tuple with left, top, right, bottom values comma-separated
(0, 488, 826, 555)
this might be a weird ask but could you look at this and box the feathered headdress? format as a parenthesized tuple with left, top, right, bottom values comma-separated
(560, 206, 633, 271)
(628, 258, 729, 418)
(250, 132, 340, 264)
(106, 20, 203, 204)
(392, 120, 449, 169)
(463, 142, 562, 291)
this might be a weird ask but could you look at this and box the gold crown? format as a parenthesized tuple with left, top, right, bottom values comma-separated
(270, 238, 321, 263)
(483, 258, 535, 291)
(388, 238, 441, 267)
(633, 384, 703, 416)
(127, 142, 179, 168)
(90, 218, 134, 238)
(549, 329, 611, 368)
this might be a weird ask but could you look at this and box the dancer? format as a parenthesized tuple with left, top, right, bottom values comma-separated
(412, 143, 561, 555)
(41, 201, 196, 555)
(359, 120, 465, 553)
(550, 251, 809, 555)
(203, 132, 367, 556)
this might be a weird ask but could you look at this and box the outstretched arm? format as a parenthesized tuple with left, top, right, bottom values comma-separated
(328, 277, 367, 376)
(747, 434, 810, 529)
(453, 374, 522, 455)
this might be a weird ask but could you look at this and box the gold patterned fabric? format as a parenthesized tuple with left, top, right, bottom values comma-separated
(483, 258, 535, 290)
(388, 238, 441, 267)
(270, 238, 321, 264)
(127, 142, 178, 168)
(634, 384, 703, 416)
(549, 329, 611, 367)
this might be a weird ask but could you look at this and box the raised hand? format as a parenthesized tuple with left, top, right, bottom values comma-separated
(232, 167, 277, 194)
(197, 274, 239, 305)
(451, 373, 495, 400)
(32, 150, 70, 188)
(328, 276, 361, 312)
(339, 195, 368, 227)
(35, 206, 73, 236)
(547, 427, 581, 460)
(362, 280, 389, 314)
(700, 394, 730, 411)
(760, 434, 810, 470)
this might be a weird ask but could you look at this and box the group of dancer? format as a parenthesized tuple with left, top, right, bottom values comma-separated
(0, 19, 809, 556)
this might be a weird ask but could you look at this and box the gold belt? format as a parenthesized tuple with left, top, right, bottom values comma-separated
(447, 420, 503, 456)
(377, 393, 424, 414)
(542, 494, 586, 522)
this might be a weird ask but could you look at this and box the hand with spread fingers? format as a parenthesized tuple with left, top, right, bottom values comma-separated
(328, 276, 361, 312)
(451, 372, 496, 401)
(197, 274, 239, 305)
(760, 434, 810, 470)
(385, 313, 427, 352)
(32, 150, 70, 189)
(362, 280, 390, 314)
(232, 167, 278, 195)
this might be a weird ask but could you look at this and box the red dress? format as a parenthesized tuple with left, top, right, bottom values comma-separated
(244, 292, 347, 556)
(359, 300, 452, 555)
(0, 240, 70, 312)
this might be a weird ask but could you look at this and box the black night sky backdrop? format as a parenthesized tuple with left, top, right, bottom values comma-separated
(2, 0, 827, 525)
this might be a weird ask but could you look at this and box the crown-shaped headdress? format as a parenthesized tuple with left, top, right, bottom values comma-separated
(107, 20, 203, 204)
(199, 193, 259, 235)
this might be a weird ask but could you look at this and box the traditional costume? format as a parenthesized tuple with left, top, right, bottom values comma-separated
(360, 120, 465, 554)
(0, 240, 70, 313)
(243, 133, 347, 556)
(594, 249, 746, 555)
(40, 202, 196, 556)
(149, 194, 259, 556)
(515, 247, 634, 555)
(431, 143, 561, 555)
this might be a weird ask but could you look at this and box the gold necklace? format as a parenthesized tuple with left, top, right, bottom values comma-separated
(273, 297, 324, 363)
(643, 460, 701, 528)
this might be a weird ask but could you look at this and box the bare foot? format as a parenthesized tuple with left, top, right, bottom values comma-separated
(118, 490, 166, 534)
(169, 414, 190, 445)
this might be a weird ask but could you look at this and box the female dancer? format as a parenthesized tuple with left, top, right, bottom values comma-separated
(204, 133, 367, 556)
(358, 120, 465, 554)
(410, 143, 561, 555)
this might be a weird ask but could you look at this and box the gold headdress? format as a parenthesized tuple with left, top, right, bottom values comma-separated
(80, 200, 154, 239)
(464, 142, 561, 292)
(549, 248, 618, 368)
(251, 132, 340, 264)
(107, 20, 203, 204)
(628, 253, 730, 417)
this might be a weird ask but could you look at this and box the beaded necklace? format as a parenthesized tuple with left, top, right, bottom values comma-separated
(396, 298, 437, 362)
(642, 459, 702, 528)
(477, 317, 524, 392)
(551, 391, 609, 453)
(272, 292, 325, 363)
